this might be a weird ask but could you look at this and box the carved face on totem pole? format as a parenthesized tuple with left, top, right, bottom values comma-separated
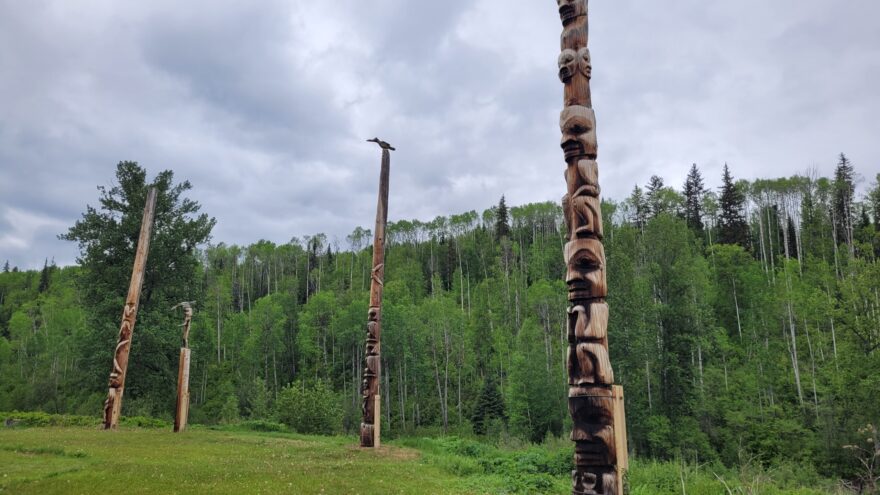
(564, 238, 606, 298)
(560, 106, 598, 162)
(570, 393, 616, 465)
(557, 0, 586, 26)
(558, 49, 578, 83)
(578, 47, 592, 79)
(367, 321, 379, 340)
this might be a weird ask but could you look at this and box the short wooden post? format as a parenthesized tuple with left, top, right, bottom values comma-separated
(174, 348, 191, 432)
(173, 302, 194, 432)
(102, 187, 157, 430)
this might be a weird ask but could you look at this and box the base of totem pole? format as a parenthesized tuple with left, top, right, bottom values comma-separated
(612, 385, 628, 492)
(174, 348, 191, 433)
(105, 388, 124, 430)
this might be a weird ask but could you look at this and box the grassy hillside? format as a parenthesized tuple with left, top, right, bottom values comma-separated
(0, 426, 851, 494)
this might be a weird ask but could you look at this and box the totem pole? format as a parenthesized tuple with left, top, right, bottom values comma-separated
(103, 187, 158, 430)
(555, 1, 628, 493)
(360, 137, 393, 448)
(173, 301, 194, 432)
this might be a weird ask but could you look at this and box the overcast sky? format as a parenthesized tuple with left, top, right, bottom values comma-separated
(1, 0, 878, 270)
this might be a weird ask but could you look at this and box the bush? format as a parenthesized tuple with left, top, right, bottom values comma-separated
(1, 411, 169, 428)
(238, 420, 287, 432)
(219, 394, 240, 424)
(120, 416, 172, 428)
(275, 380, 342, 435)
(2, 411, 98, 427)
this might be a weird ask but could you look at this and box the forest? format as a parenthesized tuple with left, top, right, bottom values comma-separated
(1, 158, 879, 486)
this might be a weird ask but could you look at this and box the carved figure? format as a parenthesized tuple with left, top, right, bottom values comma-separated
(555, 2, 626, 492)
(560, 106, 598, 161)
(578, 48, 592, 79)
(557, 0, 587, 26)
(360, 138, 393, 448)
(559, 49, 578, 83)
(102, 188, 157, 430)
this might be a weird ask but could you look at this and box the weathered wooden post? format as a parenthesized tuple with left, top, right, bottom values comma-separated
(173, 301, 194, 433)
(554, 1, 628, 493)
(102, 187, 157, 430)
(360, 137, 394, 448)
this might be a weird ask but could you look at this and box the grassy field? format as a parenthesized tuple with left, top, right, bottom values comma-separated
(0, 426, 850, 494)
(0, 427, 490, 495)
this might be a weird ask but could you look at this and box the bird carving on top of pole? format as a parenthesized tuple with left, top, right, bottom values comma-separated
(367, 137, 395, 151)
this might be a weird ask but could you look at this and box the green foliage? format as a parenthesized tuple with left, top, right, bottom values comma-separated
(2, 160, 879, 489)
(718, 164, 750, 248)
(57, 161, 215, 417)
(472, 376, 506, 435)
(219, 394, 240, 424)
(275, 381, 342, 435)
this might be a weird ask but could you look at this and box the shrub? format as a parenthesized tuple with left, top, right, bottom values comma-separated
(275, 380, 342, 435)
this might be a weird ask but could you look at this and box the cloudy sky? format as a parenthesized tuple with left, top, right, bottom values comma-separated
(1, 0, 878, 269)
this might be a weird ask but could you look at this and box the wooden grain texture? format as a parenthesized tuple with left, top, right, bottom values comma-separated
(360, 142, 392, 448)
(174, 348, 191, 433)
(174, 302, 194, 433)
(555, 2, 627, 493)
(102, 187, 157, 430)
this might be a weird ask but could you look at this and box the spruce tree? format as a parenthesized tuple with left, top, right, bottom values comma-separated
(786, 217, 799, 260)
(646, 175, 665, 218)
(832, 153, 856, 250)
(718, 164, 750, 249)
(38, 258, 50, 293)
(495, 195, 511, 240)
(2, 260, 8, 273)
(628, 185, 648, 229)
(683, 164, 706, 232)
(472, 376, 506, 435)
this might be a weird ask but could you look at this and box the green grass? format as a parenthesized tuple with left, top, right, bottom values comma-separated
(0, 427, 851, 494)
(0, 427, 482, 494)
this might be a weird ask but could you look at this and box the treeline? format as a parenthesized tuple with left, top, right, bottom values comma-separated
(1, 159, 879, 481)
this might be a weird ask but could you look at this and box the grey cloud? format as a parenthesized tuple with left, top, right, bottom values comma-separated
(1, 0, 878, 270)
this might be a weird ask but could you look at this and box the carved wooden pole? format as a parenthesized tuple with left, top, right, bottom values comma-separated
(555, 1, 627, 493)
(174, 301, 194, 433)
(102, 187, 157, 430)
(360, 137, 393, 448)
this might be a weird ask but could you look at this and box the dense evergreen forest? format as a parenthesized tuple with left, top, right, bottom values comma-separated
(1, 159, 879, 482)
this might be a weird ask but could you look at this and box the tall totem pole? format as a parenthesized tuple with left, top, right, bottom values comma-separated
(103, 187, 158, 430)
(555, 1, 627, 494)
(360, 137, 394, 448)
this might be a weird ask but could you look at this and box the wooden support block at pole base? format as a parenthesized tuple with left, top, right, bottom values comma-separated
(174, 348, 191, 432)
(374, 395, 381, 448)
(612, 385, 628, 491)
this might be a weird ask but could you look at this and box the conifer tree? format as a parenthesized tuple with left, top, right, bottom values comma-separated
(471, 376, 506, 435)
(628, 185, 648, 229)
(495, 195, 511, 240)
(832, 153, 856, 250)
(786, 217, 799, 260)
(683, 164, 706, 232)
(718, 164, 749, 249)
(646, 175, 665, 218)
(2, 260, 8, 273)
(38, 258, 50, 293)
